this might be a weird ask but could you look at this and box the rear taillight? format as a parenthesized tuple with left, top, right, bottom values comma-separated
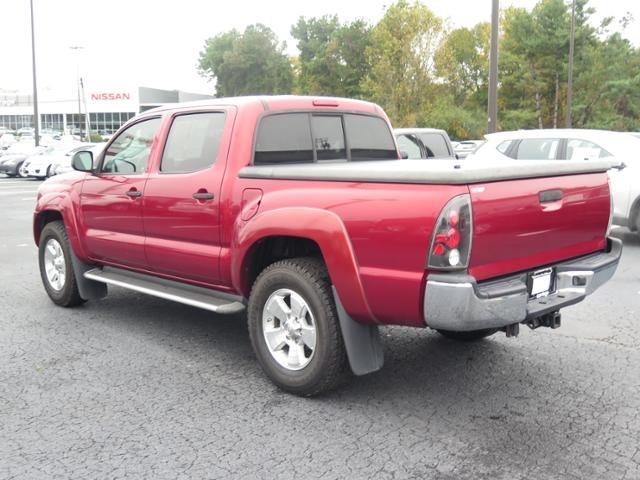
(428, 194, 473, 270)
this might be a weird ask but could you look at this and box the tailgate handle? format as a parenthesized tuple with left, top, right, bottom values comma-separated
(539, 189, 563, 203)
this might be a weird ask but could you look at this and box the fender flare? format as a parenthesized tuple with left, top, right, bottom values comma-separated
(231, 207, 376, 325)
(34, 189, 87, 260)
(34, 191, 106, 301)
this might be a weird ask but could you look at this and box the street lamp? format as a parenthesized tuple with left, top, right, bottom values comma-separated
(566, 0, 576, 128)
(29, 0, 40, 146)
(487, 0, 499, 134)
(69, 46, 84, 139)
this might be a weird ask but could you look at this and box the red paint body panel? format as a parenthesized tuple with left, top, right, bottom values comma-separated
(80, 174, 149, 268)
(33, 96, 612, 328)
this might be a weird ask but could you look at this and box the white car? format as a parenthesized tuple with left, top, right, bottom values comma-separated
(469, 129, 640, 237)
(0, 132, 16, 150)
(25, 143, 93, 179)
(454, 140, 485, 159)
(50, 143, 104, 176)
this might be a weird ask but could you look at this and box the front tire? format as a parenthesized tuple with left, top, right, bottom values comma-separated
(437, 328, 498, 341)
(248, 257, 349, 396)
(17, 163, 28, 178)
(38, 221, 84, 307)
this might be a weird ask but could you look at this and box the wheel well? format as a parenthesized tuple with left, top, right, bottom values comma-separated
(34, 210, 64, 244)
(244, 236, 325, 293)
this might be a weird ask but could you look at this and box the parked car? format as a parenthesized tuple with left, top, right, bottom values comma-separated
(469, 129, 640, 237)
(453, 140, 485, 159)
(35, 96, 620, 396)
(0, 143, 48, 177)
(25, 143, 92, 179)
(50, 144, 104, 177)
(394, 128, 456, 159)
(0, 132, 16, 150)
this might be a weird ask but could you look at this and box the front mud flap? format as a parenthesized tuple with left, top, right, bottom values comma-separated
(332, 286, 384, 376)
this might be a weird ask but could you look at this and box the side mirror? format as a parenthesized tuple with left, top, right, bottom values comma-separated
(400, 151, 409, 159)
(72, 151, 94, 172)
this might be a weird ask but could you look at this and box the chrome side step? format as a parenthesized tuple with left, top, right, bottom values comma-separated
(84, 267, 245, 314)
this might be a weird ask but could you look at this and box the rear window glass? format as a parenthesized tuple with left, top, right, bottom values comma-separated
(255, 114, 313, 165)
(344, 114, 397, 160)
(416, 132, 451, 157)
(312, 115, 346, 161)
(161, 112, 226, 173)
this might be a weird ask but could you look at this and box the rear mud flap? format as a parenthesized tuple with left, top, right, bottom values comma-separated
(332, 287, 384, 376)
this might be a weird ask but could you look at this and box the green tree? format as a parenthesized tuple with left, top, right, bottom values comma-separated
(291, 16, 371, 97)
(435, 23, 490, 108)
(362, 0, 445, 126)
(198, 24, 293, 97)
(573, 32, 640, 130)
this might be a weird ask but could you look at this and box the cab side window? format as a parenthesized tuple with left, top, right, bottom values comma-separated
(101, 117, 161, 174)
(566, 139, 612, 160)
(396, 134, 424, 159)
(515, 138, 560, 160)
(161, 112, 226, 173)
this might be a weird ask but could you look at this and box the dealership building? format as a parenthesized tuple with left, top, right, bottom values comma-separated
(0, 86, 213, 134)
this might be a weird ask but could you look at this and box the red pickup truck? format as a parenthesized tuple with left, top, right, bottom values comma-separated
(34, 96, 621, 395)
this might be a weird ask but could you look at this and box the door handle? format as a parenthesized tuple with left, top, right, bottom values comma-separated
(539, 189, 563, 203)
(192, 191, 214, 200)
(126, 189, 142, 198)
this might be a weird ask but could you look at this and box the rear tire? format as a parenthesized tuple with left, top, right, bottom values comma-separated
(437, 328, 498, 341)
(38, 221, 85, 307)
(248, 257, 349, 396)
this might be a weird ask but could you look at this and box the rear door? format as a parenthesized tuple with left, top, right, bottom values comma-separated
(142, 109, 234, 284)
(468, 173, 610, 281)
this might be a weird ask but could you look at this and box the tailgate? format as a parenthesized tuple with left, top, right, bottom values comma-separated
(468, 172, 610, 281)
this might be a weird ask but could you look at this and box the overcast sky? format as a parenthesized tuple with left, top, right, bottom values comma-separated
(1, 0, 638, 97)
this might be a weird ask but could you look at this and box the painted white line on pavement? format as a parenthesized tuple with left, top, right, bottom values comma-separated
(17, 244, 28, 247)
(0, 190, 40, 195)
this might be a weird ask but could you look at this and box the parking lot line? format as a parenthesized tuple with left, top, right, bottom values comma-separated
(0, 190, 39, 196)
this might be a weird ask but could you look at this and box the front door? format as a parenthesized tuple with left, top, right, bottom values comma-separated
(80, 117, 162, 268)
(142, 110, 233, 285)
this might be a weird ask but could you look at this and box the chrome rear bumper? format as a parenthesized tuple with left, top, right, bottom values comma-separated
(424, 238, 622, 331)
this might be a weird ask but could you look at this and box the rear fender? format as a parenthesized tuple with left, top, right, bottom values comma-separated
(232, 207, 376, 324)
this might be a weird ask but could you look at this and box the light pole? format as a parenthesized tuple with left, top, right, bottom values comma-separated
(487, 0, 499, 133)
(29, 0, 40, 146)
(566, 0, 576, 128)
(70, 46, 84, 139)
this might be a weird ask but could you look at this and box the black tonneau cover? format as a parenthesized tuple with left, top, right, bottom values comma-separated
(239, 159, 617, 185)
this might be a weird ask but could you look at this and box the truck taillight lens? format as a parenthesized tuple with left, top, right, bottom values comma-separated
(428, 194, 473, 270)
(606, 176, 613, 237)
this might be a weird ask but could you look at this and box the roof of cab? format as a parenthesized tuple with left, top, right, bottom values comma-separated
(141, 95, 380, 116)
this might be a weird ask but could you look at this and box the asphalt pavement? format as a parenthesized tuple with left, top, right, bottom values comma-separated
(1, 176, 639, 480)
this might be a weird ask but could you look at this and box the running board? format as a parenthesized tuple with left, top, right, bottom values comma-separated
(84, 267, 246, 314)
